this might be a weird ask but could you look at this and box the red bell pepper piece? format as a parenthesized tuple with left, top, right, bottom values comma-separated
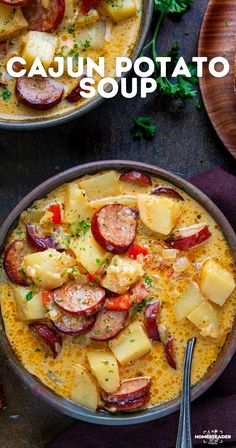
(81, 0, 99, 13)
(42, 290, 53, 305)
(106, 295, 131, 311)
(48, 204, 61, 225)
(128, 243, 149, 260)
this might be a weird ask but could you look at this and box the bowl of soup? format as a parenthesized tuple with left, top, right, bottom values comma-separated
(0, 160, 236, 425)
(0, 0, 153, 130)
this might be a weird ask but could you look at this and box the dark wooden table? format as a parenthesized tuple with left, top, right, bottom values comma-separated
(0, 1, 236, 447)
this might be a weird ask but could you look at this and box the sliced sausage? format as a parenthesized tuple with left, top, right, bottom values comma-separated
(89, 308, 127, 341)
(166, 223, 211, 251)
(119, 171, 152, 186)
(53, 281, 105, 316)
(26, 224, 61, 251)
(105, 395, 149, 411)
(23, 0, 65, 32)
(91, 205, 138, 254)
(3, 240, 30, 286)
(0, 0, 31, 5)
(66, 76, 86, 103)
(145, 301, 161, 341)
(165, 337, 176, 369)
(151, 186, 184, 201)
(50, 305, 95, 335)
(102, 377, 151, 405)
(29, 322, 62, 358)
(16, 77, 64, 111)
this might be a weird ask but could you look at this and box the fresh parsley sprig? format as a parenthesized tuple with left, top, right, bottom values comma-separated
(132, 116, 157, 140)
(142, 0, 197, 99)
(155, 0, 192, 14)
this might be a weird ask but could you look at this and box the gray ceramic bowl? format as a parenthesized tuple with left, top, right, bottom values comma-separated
(0, 160, 236, 425)
(0, 2, 153, 131)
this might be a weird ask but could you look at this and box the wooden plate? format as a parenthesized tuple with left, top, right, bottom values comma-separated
(198, 0, 236, 159)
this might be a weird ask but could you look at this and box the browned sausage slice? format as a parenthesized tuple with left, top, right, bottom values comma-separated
(48, 302, 95, 335)
(66, 75, 86, 103)
(119, 171, 152, 186)
(23, 0, 65, 32)
(53, 282, 105, 316)
(29, 322, 62, 358)
(102, 377, 151, 405)
(0, 0, 31, 5)
(151, 186, 184, 201)
(16, 77, 64, 111)
(26, 224, 61, 251)
(89, 308, 127, 341)
(91, 205, 138, 254)
(52, 312, 95, 335)
(3, 240, 30, 286)
(105, 395, 149, 411)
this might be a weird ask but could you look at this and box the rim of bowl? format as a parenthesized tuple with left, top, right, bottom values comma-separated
(0, 160, 236, 425)
(0, 1, 154, 131)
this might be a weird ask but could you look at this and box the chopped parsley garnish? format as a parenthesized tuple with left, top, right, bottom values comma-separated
(136, 299, 148, 313)
(69, 219, 91, 237)
(0, 87, 11, 102)
(145, 276, 152, 287)
(68, 24, 75, 34)
(25, 285, 37, 302)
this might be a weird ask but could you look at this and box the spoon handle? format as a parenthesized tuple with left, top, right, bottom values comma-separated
(175, 337, 196, 448)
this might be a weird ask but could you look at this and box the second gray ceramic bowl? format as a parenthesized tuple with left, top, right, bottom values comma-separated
(0, 2, 153, 131)
(0, 160, 236, 425)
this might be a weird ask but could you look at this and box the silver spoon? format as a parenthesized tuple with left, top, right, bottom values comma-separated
(176, 337, 196, 448)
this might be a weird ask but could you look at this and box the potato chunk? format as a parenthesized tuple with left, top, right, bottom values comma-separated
(64, 183, 93, 224)
(200, 259, 235, 306)
(76, 21, 106, 50)
(137, 194, 181, 235)
(22, 249, 67, 289)
(101, 256, 144, 294)
(79, 171, 120, 200)
(22, 31, 58, 70)
(71, 364, 98, 410)
(109, 321, 152, 366)
(90, 194, 137, 209)
(174, 282, 204, 321)
(87, 351, 120, 393)
(12, 285, 46, 321)
(187, 301, 220, 339)
(76, 9, 99, 28)
(0, 6, 27, 42)
(70, 228, 110, 274)
(102, 0, 137, 23)
(65, 0, 76, 19)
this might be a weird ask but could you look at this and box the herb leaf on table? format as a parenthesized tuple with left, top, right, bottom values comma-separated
(132, 117, 157, 140)
(142, 0, 197, 99)
(154, 0, 192, 14)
